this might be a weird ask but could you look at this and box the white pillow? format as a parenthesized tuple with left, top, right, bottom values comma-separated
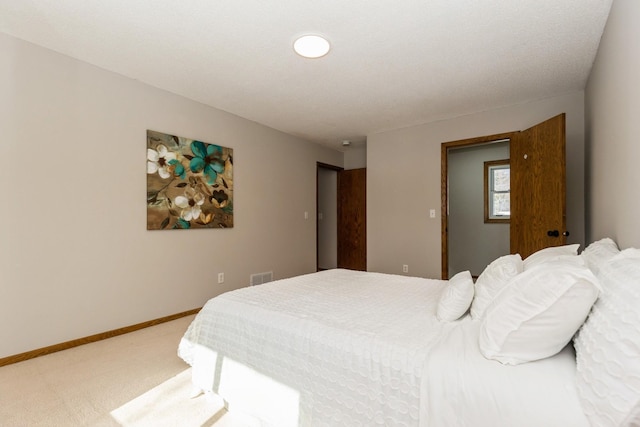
(470, 254, 523, 320)
(523, 243, 580, 270)
(574, 249, 640, 427)
(436, 270, 474, 322)
(581, 237, 620, 277)
(479, 257, 600, 365)
(617, 247, 640, 260)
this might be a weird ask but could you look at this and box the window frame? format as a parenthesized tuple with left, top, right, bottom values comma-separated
(484, 159, 510, 223)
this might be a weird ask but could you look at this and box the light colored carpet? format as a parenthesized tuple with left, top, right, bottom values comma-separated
(0, 315, 258, 426)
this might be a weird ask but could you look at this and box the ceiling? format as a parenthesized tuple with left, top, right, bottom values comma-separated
(0, 1, 612, 151)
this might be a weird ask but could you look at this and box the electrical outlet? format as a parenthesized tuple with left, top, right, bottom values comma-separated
(217, 272, 224, 284)
(402, 264, 409, 273)
(429, 209, 436, 219)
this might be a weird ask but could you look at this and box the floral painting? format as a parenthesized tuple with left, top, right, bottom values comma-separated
(146, 130, 233, 230)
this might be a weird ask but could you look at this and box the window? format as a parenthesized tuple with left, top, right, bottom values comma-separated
(484, 159, 510, 223)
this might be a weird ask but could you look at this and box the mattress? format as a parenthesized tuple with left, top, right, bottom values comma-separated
(179, 268, 451, 426)
(421, 317, 590, 427)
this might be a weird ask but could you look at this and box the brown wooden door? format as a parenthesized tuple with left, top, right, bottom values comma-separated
(337, 168, 366, 270)
(510, 114, 567, 258)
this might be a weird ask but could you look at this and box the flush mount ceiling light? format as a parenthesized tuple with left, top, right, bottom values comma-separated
(293, 35, 331, 59)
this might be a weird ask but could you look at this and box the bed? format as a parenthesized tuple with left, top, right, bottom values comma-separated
(178, 239, 640, 427)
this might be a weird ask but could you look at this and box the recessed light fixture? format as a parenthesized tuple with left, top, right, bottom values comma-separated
(293, 35, 331, 59)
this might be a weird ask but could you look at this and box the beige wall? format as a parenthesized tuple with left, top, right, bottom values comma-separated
(585, 0, 640, 249)
(0, 33, 342, 358)
(367, 92, 585, 279)
(344, 145, 367, 170)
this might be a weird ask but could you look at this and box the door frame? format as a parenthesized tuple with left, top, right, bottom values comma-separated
(440, 132, 515, 279)
(317, 162, 343, 271)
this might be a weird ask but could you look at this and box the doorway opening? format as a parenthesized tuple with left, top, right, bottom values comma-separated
(441, 114, 568, 279)
(317, 163, 367, 272)
(317, 162, 342, 271)
(444, 137, 512, 279)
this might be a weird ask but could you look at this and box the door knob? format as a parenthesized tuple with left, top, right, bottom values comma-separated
(547, 230, 560, 237)
(563, 231, 570, 237)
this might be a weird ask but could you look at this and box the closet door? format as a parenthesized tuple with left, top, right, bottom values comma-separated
(510, 114, 567, 258)
(337, 168, 367, 270)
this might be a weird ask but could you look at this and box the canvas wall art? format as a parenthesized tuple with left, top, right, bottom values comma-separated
(147, 130, 233, 230)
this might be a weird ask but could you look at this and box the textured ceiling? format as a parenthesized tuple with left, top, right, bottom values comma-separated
(0, 0, 612, 150)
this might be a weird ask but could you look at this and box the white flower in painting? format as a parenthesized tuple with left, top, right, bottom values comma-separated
(147, 144, 177, 179)
(175, 188, 205, 221)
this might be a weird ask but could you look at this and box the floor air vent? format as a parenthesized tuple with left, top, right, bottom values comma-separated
(250, 271, 273, 286)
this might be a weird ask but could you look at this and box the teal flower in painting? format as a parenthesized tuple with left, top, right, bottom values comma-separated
(189, 141, 225, 185)
(168, 159, 186, 180)
(174, 218, 191, 229)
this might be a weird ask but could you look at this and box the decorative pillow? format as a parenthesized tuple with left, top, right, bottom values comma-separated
(523, 243, 580, 270)
(581, 237, 620, 277)
(436, 270, 474, 322)
(479, 257, 600, 365)
(574, 249, 640, 427)
(470, 254, 523, 320)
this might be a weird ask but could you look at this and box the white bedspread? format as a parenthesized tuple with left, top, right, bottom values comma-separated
(179, 268, 588, 426)
(421, 317, 590, 427)
(179, 269, 450, 426)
